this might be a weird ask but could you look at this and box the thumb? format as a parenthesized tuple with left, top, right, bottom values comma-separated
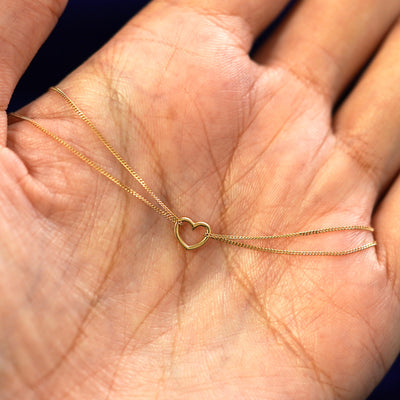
(0, 0, 68, 111)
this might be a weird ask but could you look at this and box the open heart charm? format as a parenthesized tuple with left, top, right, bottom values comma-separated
(174, 217, 211, 250)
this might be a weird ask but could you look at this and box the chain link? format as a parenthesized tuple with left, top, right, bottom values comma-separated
(207, 234, 377, 256)
(50, 86, 180, 224)
(208, 225, 374, 241)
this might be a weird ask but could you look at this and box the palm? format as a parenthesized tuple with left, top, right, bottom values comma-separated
(2, 2, 400, 399)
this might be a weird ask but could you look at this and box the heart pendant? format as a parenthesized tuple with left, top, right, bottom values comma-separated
(174, 217, 211, 250)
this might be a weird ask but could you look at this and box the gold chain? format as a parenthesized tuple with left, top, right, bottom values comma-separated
(9, 87, 377, 256)
(208, 225, 374, 240)
(207, 234, 376, 256)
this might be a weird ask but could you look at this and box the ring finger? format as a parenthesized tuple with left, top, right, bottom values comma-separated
(334, 19, 400, 197)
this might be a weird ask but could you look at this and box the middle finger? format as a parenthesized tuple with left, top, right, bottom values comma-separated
(254, 0, 400, 103)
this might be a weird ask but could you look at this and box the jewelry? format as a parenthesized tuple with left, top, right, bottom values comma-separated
(9, 87, 377, 256)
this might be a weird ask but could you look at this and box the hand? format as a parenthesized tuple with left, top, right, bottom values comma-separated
(2, 0, 400, 398)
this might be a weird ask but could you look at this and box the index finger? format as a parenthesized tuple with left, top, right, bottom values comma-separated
(156, 0, 292, 49)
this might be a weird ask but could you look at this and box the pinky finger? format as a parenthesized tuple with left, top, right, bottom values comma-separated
(374, 174, 400, 292)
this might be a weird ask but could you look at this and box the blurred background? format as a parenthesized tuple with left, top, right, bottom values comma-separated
(8, 1, 400, 398)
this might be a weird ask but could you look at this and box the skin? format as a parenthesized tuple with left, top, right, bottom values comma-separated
(1, 0, 400, 398)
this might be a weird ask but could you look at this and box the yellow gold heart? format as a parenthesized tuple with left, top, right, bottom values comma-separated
(174, 217, 211, 250)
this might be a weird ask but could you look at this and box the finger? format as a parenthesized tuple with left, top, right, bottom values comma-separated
(155, 0, 292, 48)
(254, 0, 400, 102)
(333, 21, 400, 196)
(371, 172, 400, 400)
(0, 0, 68, 111)
(374, 173, 400, 294)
